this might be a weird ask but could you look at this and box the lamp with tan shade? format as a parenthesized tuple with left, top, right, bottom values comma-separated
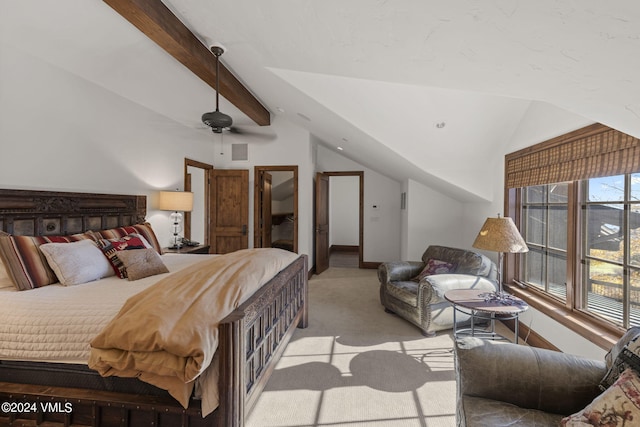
(158, 190, 194, 249)
(472, 214, 528, 303)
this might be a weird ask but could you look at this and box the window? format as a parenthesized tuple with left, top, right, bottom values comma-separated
(520, 183, 568, 301)
(517, 175, 640, 329)
(505, 123, 640, 343)
(582, 174, 640, 327)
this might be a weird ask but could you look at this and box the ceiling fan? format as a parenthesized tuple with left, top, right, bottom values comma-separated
(200, 44, 277, 142)
(201, 44, 233, 134)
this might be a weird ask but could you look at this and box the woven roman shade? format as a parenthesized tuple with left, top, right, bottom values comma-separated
(505, 123, 640, 188)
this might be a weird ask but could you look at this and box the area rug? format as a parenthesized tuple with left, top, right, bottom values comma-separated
(246, 267, 457, 427)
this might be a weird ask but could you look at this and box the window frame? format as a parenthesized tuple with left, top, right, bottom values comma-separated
(519, 183, 570, 300)
(503, 123, 640, 349)
(580, 174, 640, 328)
(506, 185, 624, 349)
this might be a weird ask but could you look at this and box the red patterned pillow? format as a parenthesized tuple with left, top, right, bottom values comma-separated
(0, 232, 94, 290)
(561, 368, 640, 426)
(96, 234, 151, 279)
(411, 258, 457, 282)
(94, 223, 162, 255)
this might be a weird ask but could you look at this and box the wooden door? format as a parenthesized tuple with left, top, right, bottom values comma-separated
(209, 169, 249, 254)
(256, 170, 273, 248)
(315, 172, 330, 274)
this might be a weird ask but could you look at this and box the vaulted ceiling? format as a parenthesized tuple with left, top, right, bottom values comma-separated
(3, 1, 640, 202)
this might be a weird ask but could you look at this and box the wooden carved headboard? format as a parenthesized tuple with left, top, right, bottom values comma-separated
(0, 189, 146, 236)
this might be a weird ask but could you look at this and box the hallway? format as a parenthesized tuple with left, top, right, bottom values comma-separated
(329, 249, 359, 268)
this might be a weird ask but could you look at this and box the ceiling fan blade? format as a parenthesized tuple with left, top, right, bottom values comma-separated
(228, 126, 277, 141)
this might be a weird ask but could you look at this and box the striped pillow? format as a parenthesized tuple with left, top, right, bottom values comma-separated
(94, 223, 162, 255)
(0, 231, 93, 290)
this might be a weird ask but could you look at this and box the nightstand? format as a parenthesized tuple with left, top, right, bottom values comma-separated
(163, 245, 210, 254)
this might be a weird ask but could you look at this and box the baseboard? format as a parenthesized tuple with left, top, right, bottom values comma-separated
(330, 245, 359, 253)
(500, 319, 560, 351)
(361, 261, 380, 269)
(309, 261, 379, 273)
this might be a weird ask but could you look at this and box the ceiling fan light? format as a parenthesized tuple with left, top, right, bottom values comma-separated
(202, 110, 233, 128)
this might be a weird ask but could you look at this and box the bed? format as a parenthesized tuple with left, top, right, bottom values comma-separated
(0, 188, 308, 427)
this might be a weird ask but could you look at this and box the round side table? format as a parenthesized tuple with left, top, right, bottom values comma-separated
(444, 289, 529, 343)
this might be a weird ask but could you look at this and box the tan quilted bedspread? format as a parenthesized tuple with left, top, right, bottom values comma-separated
(88, 248, 298, 412)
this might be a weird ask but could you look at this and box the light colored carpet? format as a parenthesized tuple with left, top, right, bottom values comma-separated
(246, 268, 457, 427)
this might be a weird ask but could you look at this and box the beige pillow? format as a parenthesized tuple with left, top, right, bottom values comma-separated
(0, 259, 14, 289)
(116, 249, 169, 281)
(40, 239, 113, 286)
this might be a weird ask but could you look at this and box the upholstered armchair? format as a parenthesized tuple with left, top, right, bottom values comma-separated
(378, 245, 498, 336)
(455, 328, 640, 426)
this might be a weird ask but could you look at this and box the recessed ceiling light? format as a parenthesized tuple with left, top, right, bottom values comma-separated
(337, 146, 344, 151)
(297, 112, 311, 121)
(342, 137, 349, 142)
(276, 107, 285, 113)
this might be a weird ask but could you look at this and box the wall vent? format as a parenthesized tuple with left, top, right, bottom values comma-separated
(231, 143, 248, 162)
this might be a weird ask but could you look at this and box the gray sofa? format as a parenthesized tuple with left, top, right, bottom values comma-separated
(455, 328, 640, 426)
(378, 245, 497, 336)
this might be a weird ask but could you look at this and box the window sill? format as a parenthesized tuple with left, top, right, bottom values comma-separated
(505, 284, 625, 350)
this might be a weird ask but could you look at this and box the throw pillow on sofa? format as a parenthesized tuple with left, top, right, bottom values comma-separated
(561, 367, 640, 426)
(600, 334, 640, 390)
(411, 258, 456, 282)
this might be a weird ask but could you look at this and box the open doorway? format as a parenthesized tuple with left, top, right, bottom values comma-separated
(329, 175, 360, 267)
(315, 171, 364, 274)
(184, 158, 213, 246)
(254, 165, 298, 253)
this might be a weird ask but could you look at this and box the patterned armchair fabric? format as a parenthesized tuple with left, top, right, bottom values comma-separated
(378, 245, 498, 336)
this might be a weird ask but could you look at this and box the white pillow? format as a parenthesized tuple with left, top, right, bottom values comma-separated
(40, 239, 114, 286)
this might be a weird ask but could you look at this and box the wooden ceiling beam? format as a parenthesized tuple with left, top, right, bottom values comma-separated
(103, 0, 270, 126)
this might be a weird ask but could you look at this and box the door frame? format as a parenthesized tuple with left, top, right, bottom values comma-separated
(184, 158, 213, 244)
(317, 171, 364, 269)
(253, 165, 298, 253)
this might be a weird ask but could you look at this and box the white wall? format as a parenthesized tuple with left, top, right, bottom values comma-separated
(316, 145, 402, 263)
(0, 46, 217, 248)
(0, 45, 316, 259)
(211, 115, 315, 258)
(272, 196, 294, 214)
(329, 176, 359, 246)
(404, 179, 465, 260)
(461, 101, 607, 359)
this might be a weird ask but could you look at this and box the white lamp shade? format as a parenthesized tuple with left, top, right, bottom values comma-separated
(158, 191, 194, 212)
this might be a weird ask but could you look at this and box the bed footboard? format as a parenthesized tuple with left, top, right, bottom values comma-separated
(218, 254, 308, 427)
(0, 255, 308, 427)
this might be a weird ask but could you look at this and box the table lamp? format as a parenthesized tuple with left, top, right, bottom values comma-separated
(158, 190, 194, 249)
(472, 214, 528, 303)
